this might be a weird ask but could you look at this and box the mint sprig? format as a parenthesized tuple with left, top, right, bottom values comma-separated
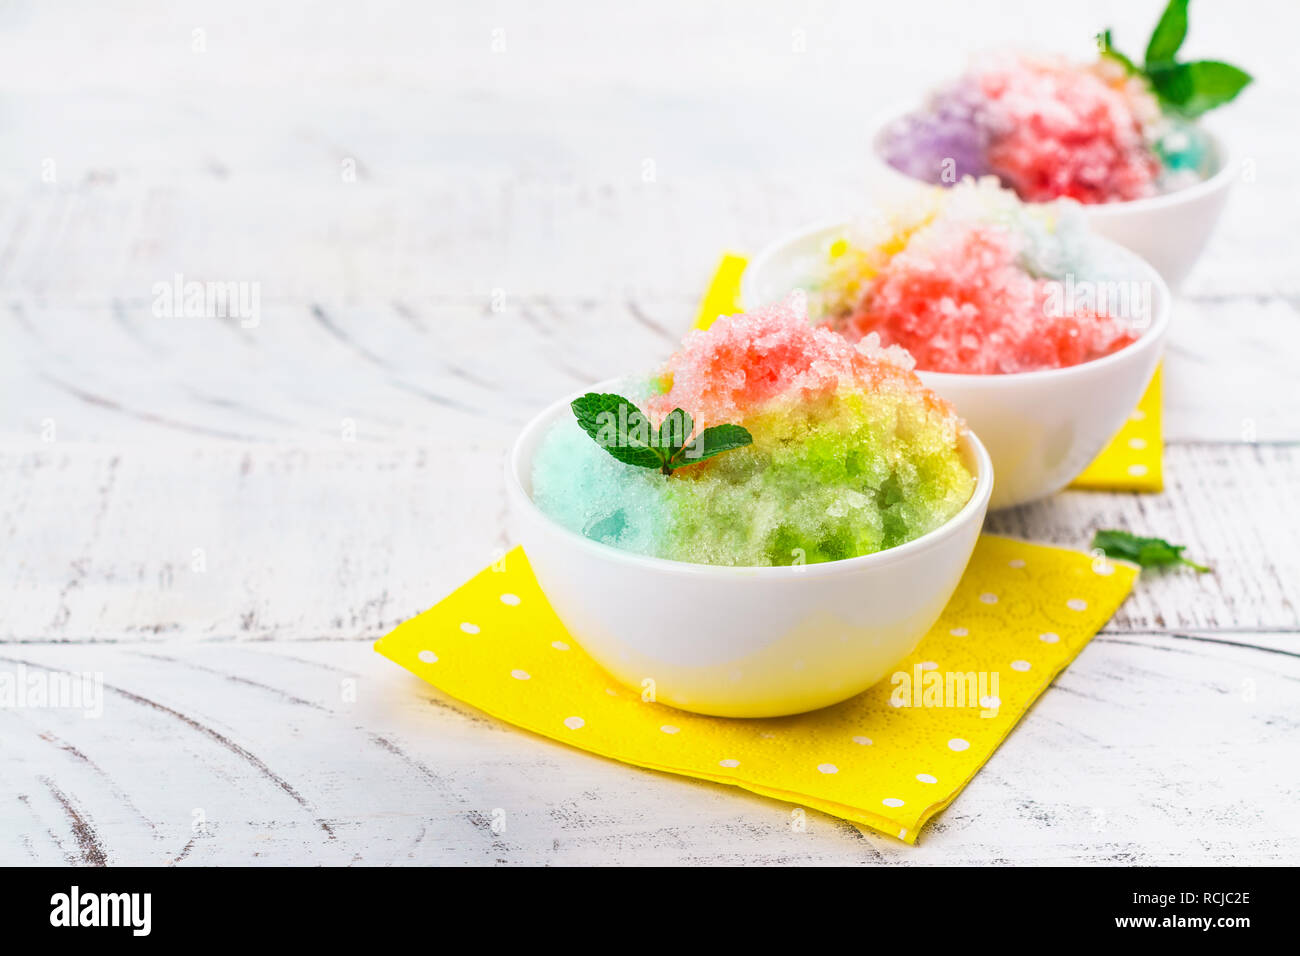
(1097, 0, 1251, 118)
(571, 392, 753, 475)
(1091, 529, 1210, 573)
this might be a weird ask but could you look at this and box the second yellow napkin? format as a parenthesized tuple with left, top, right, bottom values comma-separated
(1069, 366, 1163, 491)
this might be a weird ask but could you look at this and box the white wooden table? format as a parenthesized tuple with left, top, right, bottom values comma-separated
(3, 0, 1298, 865)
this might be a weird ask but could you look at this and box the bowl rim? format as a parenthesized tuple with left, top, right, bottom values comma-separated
(506, 379, 994, 580)
(866, 100, 1237, 216)
(744, 220, 1171, 387)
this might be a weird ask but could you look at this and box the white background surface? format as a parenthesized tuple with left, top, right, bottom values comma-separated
(1, 0, 1298, 864)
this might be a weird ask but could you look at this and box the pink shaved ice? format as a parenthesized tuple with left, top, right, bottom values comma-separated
(649, 296, 944, 425)
(839, 224, 1137, 374)
(979, 58, 1160, 203)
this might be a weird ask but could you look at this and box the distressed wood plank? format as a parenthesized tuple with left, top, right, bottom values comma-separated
(987, 443, 1300, 632)
(1, 634, 1296, 865)
(6, 295, 1299, 446)
(1, 443, 1295, 643)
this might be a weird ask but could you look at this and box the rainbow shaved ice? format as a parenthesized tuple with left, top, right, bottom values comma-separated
(532, 298, 975, 567)
(879, 54, 1212, 204)
(810, 178, 1138, 374)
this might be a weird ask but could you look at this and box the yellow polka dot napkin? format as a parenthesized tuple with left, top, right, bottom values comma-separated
(693, 251, 748, 333)
(690, 250, 748, 334)
(376, 535, 1136, 844)
(694, 254, 1163, 493)
(1069, 366, 1163, 492)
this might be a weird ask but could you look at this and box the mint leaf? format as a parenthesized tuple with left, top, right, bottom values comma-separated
(1146, 60, 1251, 116)
(1091, 529, 1210, 573)
(1097, 29, 1138, 74)
(1153, 60, 1252, 117)
(1099, 2, 1251, 120)
(1144, 0, 1189, 66)
(669, 423, 753, 471)
(570, 394, 753, 475)
(1146, 61, 1193, 106)
(570, 392, 665, 470)
(657, 408, 694, 460)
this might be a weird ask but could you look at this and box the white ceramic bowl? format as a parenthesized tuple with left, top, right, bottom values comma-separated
(744, 223, 1170, 510)
(866, 104, 1235, 290)
(506, 382, 993, 718)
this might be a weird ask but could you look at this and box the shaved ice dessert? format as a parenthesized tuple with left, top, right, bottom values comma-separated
(531, 298, 975, 567)
(878, 4, 1250, 204)
(881, 54, 1178, 203)
(808, 177, 1140, 374)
